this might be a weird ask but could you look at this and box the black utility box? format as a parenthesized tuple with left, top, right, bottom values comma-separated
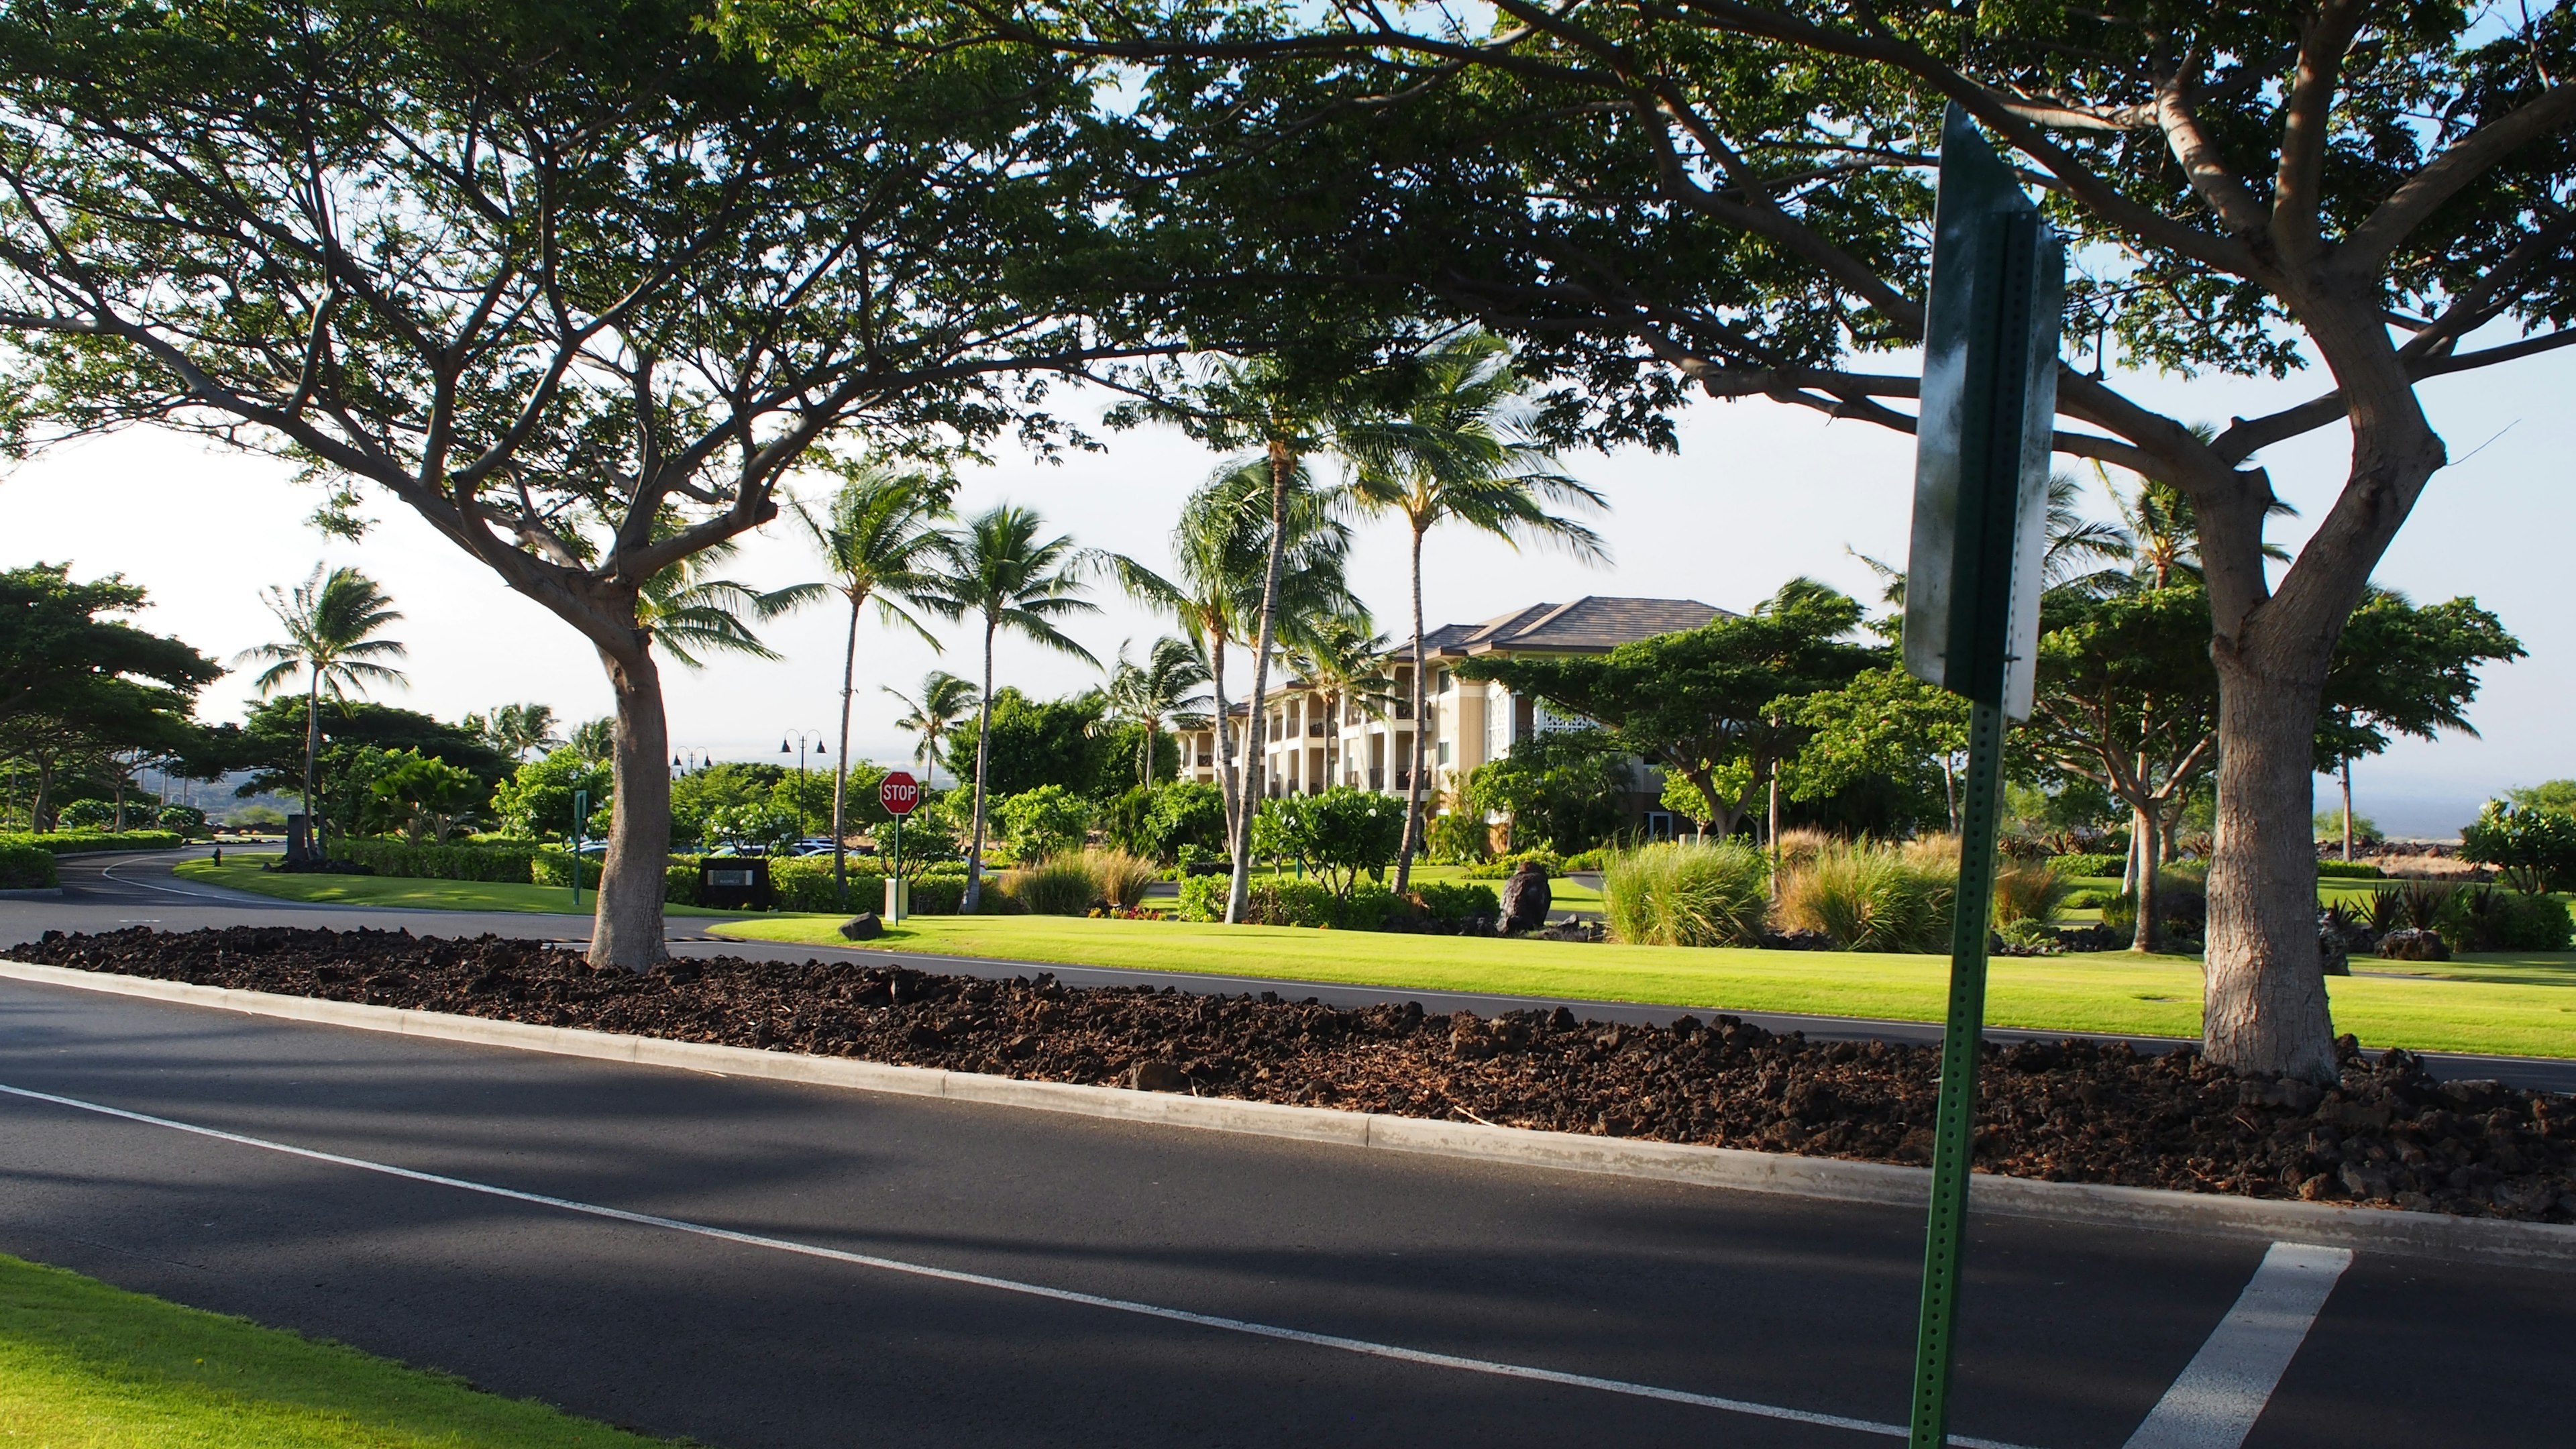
(698, 855, 775, 910)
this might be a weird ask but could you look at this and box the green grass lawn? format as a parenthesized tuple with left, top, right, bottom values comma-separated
(710, 912, 2576, 1059)
(0, 1252, 674, 1448)
(174, 855, 735, 917)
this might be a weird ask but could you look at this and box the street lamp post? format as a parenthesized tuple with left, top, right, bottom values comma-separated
(782, 730, 828, 839)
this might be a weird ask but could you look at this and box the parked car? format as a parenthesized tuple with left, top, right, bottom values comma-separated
(789, 838, 839, 857)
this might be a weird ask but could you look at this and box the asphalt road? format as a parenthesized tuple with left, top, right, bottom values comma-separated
(3, 974, 2570, 1448)
(12, 849, 2571, 1094)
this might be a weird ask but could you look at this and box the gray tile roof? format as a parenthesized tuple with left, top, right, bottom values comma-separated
(1428, 596, 1726, 656)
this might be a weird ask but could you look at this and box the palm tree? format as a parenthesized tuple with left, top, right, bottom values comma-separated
(470, 702, 563, 761)
(1342, 333, 1607, 892)
(1097, 637, 1213, 792)
(913, 503, 1100, 911)
(792, 462, 953, 903)
(885, 671, 978, 780)
(635, 537, 813, 667)
(235, 564, 408, 859)
(1283, 614, 1395, 792)
(1113, 458, 1360, 885)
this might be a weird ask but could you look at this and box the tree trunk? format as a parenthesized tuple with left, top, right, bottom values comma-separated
(2340, 757, 2354, 863)
(832, 589, 861, 910)
(2202, 653, 2339, 1081)
(304, 675, 323, 861)
(1393, 521, 1428, 894)
(1942, 753, 1958, 835)
(1210, 633, 1240, 849)
(589, 642, 672, 970)
(1226, 441, 1293, 924)
(963, 620, 998, 913)
(2129, 803, 2160, 954)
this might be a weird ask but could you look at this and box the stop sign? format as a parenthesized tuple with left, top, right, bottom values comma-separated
(878, 771, 920, 816)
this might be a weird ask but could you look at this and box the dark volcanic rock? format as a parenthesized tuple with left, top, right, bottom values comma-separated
(1499, 862, 1552, 934)
(9, 925, 2571, 1223)
(837, 913, 884, 941)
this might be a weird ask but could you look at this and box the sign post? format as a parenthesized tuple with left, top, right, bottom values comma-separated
(569, 788, 590, 910)
(1900, 103, 2063, 1449)
(879, 771, 919, 921)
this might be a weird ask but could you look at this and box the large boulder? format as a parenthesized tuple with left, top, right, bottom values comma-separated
(2377, 926, 2450, 961)
(1499, 861, 1552, 934)
(2316, 911, 2351, 977)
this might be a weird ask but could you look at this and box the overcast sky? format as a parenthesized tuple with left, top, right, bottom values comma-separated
(7, 339, 2562, 839)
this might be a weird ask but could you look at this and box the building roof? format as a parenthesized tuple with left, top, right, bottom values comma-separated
(1429, 596, 1726, 657)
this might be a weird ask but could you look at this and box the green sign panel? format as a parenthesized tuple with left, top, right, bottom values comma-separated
(1902, 104, 2063, 720)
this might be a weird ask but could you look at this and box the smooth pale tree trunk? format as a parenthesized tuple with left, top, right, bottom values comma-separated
(1226, 442, 1293, 924)
(2340, 757, 2355, 863)
(831, 589, 863, 908)
(963, 621, 998, 913)
(1210, 636, 1241, 850)
(304, 675, 323, 860)
(1393, 523, 1428, 895)
(2202, 654, 2339, 1081)
(590, 641, 673, 970)
(2128, 802, 2161, 955)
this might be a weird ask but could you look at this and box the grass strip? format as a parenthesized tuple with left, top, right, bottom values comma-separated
(174, 856, 732, 918)
(0, 1252, 676, 1447)
(710, 914, 2576, 1059)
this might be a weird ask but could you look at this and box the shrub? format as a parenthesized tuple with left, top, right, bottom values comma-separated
(704, 802, 801, 855)
(1424, 807, 1493, 865)
(906, 876, 967, 915)
(1008, 855, 1101, 916)
(529, 847, 603, 890)
(2315, 860, 2385, 879)
(0, 841, 56, 889)
(2098, 892, 2138, 938)
(665, 861, 703, 907)
(1560, 847, 1610, 872)
(2459, 800, 2576, 893)
(996, 786, 1093, 863)
(1774, 838, 1955, 953)
(1991, 861, 2071, 928)
(1414, 880, 1499, 923)
(1177, 872, 1228, 922)
(332, 835, 542, 883)
(1464, 847, 1566, 880)
(1252, 788, 1406, 896)
(1603, 841, 1770, 947)
(2436, 885, 2573, 953)
(0, 829, 184, 856)
(2063, 887, 2112, 911)
(58, 800, 115, 830)
(156, 804, 208, 836)
(2047, 852, 2123, 879)
(767, 856, 885, 913)
(1088, 849, 1159, 909)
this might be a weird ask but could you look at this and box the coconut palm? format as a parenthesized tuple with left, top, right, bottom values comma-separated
(1097, 637, 1213, 792)
(635, 536, 813, 667)
(470, 702, 564, 761)
(235, 564, 408, 858)
(912, 503, 1100, 911)
(792, 462, 954, 902)
(885, 671, 979, 780)
(1112, 458, 1360, 879)
(1283, 614, 1395, 792)
(1342, 333, 1607, 892)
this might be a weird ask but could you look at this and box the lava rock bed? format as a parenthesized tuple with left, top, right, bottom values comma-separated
(14, 925, 2574, 1224)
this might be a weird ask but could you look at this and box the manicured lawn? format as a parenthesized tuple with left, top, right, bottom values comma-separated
(710, 912, 2576, 1059)
(0, 1252, 672, 1447)
(174, 855, 733, 917)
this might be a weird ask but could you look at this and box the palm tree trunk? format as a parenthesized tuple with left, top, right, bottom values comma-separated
(1393, 521, 1429, 895)
(2340, 757, 2354, 863)
(963, 619, 998, 913)
(1226, 441, 1293, 924)
(832, 588, 862, 910)
(304, 674, 322, 861)
(1210, 631, 1240, 845)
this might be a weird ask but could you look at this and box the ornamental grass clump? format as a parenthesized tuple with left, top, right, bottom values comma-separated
(1002, 855, 1098, 916)
(1991, 861, 2072, 927)
(1602, 841, 1770, 947)
(1087, 848, 1159, 910)
(1773, 837, 1956, 953)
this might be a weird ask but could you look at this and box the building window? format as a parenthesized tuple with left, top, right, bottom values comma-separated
(1437, 740, 1452, 765)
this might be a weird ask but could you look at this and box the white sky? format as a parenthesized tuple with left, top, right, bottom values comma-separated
(5, 343, 2563, 838)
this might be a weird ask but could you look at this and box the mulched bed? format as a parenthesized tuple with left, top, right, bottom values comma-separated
(13, 925, 2573, 1224)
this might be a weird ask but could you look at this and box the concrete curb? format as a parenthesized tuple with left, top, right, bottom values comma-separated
(5, 958, 2571, 1270)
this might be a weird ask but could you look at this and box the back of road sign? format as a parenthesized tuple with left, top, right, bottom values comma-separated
(1901, 104, 2063, 719)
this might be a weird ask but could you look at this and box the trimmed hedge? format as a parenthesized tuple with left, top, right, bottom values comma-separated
(1414, 881, 1499, 922)
(0, 829, 183, 856)
(1177, 874, 1398, 928)
(0, 841, 57, 889)
(2047, 853, 2123, 879)
(768, 856, 888, 913)
(332, 836, 543, 883)
(2315, 860, 2385, 879)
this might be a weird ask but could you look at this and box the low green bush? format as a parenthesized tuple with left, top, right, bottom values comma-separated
(2047, 852, 2123, 879)
(333, 835, 543, 883)
(0, 841, 57, 889)
(1464, 847, 1566, 879)
(1603, 841, 1770, 947)
(1177, 873, 1228, 921)
(2315, 860, 2386, 879)
(530, 847, 603, 890)
(665, 862, 702, 907)
(1176, 872, 1397, 928)
(2436, 885, 2572, 952)
(1413, 880, 1499, 922)
(1560, 848, 1611, 872)
(0, 829, 184, 856)
(2063, 887, 2112, 910)
(907, 876, 966, 915)
(768, 856, 885, 913)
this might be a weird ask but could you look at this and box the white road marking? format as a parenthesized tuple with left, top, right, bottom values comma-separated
(0, 1079, 2035, 1448)
(2122, 1242, 2354, 1448)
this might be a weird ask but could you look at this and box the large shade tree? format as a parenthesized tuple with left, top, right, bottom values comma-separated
(1062, 1, 2576, 1076)
(0, 0, 1182, 967)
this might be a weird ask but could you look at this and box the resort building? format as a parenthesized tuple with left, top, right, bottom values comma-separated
(1172, 596, 1722, 832)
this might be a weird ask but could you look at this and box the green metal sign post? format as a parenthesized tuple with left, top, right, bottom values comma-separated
(1899, 103, 2063, 1449)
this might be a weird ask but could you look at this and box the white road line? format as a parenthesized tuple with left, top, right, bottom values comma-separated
(2123, 1242, 2354, 1448)
(0, 1079, 2035, 1448)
